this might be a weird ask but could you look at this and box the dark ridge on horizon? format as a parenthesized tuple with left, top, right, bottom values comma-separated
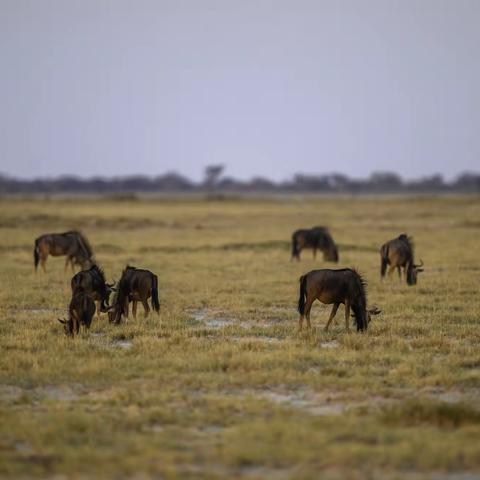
(0, 169, 479, 194)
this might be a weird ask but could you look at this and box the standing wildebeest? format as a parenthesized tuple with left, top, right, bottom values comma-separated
(71, 265, 113, 318)
(380, 234, 424, 286)
(108, 266, 160, 324)
(34, 231, 94, 272)
(291, 226, 339, 262)
(297, 268, 381, 332)
(57, 289, 96, 337)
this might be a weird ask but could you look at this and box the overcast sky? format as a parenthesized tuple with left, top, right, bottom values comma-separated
(1, 0, 479, 181)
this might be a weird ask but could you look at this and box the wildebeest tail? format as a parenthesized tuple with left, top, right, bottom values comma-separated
(151, 274, 160, 313)
(298, 275, 307, 315)
(380, 245, 389, 277)
(34, 239, 40, 271)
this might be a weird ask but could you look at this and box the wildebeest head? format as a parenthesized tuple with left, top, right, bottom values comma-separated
(352, 306, 382, 329)
(406, 260, 424, 286)
(325, 244, 339, 263)
(106, 280, 122, 322)
(58, 318, 74, 337)
(107, 304, 125, 324)
(99, 282, 116, 312)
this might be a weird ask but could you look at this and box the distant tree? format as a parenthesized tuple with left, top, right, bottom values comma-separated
(203, 165, 224, 190)
(153, 172, 194, 191)
(409, 174, 445, 192)
(293, 174, 330, 192)
(453, 172, 480, 192)
(369, 171, 403, 191)
(326, 173, 350, 191)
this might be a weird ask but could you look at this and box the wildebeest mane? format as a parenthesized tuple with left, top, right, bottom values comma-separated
(348, 268, 368, 331)
(64, 230, 93, 258)
(90, 264, 105, 283)
(348, 268, 367, 301)
(113, 265, 137, 314)
(398, 233, 414, 256)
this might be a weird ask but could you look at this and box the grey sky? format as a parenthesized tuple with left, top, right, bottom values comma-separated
(1, 0, 479, 181)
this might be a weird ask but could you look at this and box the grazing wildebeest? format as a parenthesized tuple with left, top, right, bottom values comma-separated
(71, 265, 113, 318)
(380, 234, 424, 286)
(58, 289, 96, 337)
(297, 268, 381, 332)
(108, 266, 160, 324)
(291, 226, 339, 262)
(34, 231, 94, 273)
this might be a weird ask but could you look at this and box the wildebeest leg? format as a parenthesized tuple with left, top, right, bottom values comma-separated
(299, 294, 313, 331)
(397, 266, 402, 280)
(64, 256, 70, 272)
(304, 296, 315, 330)
(73, 315, 80, 336)
(344, 300, 351, 332)
(388, 266, 396, 277)
(313, 248, 316, 260)
(123, 298, 129, 323)
(324, 303, 339, 331)
(40, 257, 47, 273)
(95, 300, 101, 320)
(142, 299, 150, 318)
(132, 300, 138, 319)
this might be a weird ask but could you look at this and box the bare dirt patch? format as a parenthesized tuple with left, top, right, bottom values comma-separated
(256, 388, 392, 416)
(320, 340, 339, 349)
(189, 308, 284, 344)
(90, 333, 133, 350)
(17, 307, 64, 315)
(189, 308, 283, 330)
(0, 384, 83, 403)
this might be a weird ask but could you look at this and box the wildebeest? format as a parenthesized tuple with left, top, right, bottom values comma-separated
(34, 231, 94, 273)
(297, 268, 381, 332)
(71, 265, 113, 318)
(380, 234, 424, 286)
(58, 289, 96, 337)
(108, 266, 160, 324)
(291, 226, 339, 262)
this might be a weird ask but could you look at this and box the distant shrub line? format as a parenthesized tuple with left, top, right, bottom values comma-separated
(1, 171, 479, 194)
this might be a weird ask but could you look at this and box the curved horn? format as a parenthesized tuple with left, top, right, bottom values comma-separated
(57, 318, 66, 324)
(418, 259, 424, 267)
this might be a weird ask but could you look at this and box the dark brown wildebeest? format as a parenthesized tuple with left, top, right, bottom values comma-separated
(380, 234, 424, 286)
(34, 231, 94, 273)
(108, 266, 160, 324)
(58, 289, 96, 337)
(297, 268, 381, 332)
(71, 265, 114, 318)
(291, 226, 339, 262)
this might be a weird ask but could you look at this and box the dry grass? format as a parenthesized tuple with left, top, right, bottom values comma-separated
(0, 195, 479, 479)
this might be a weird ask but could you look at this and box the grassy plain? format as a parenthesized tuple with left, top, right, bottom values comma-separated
(0, 195, 479, 479)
